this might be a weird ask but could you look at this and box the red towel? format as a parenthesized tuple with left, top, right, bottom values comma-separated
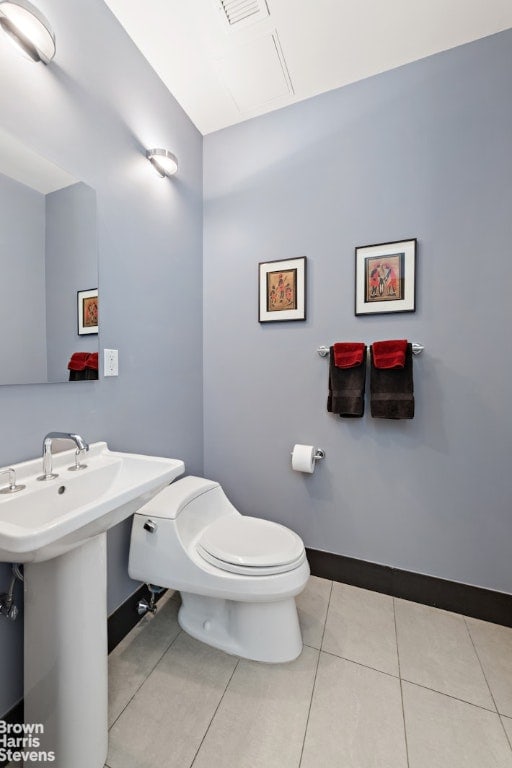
(67, 352, 98, 371)
(372, 340, 408, 369)
(333, 342, 366, 369)
(86, 352, 98, 370)
(68, 352, 90, 371)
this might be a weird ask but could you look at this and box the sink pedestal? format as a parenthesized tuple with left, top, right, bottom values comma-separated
(0, 442, 185, 765)
(24, 533, 108, 768)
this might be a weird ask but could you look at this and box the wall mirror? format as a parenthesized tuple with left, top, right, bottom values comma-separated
(0, 127, 98, 385)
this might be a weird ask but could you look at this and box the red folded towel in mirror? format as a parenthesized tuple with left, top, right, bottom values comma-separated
(86, 353, 98, 370)
(333, 342, 366, 368)
(68, 352, 90, 371)
(67, 352, 98, 371)
(371, 339, 408, 369)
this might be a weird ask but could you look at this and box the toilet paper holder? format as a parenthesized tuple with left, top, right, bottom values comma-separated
(290, 448, 326, 461)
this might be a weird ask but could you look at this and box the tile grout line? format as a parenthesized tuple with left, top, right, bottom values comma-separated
(319, 647, 400, 679)
(400, 676, 505, 714)
(108, 619, 184, 731)
(463, 616, 512, 752)
(298, 579, 334, 768)
(189, 659, 241, 768)
(463, 617, 499, 712)
(109, 624, 183, 729)
(394, 597, 411, 768)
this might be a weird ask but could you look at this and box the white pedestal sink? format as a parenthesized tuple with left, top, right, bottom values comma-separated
(0, 442, 184, 768)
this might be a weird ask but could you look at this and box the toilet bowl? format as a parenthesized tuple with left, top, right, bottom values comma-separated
(128, 476, 310, 662)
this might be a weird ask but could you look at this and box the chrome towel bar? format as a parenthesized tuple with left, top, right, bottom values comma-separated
(316, 342, 424, 358)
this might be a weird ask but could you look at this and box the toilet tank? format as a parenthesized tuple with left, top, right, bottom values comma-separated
(137, 476, 220, 520)
(131, 475, 239, 549)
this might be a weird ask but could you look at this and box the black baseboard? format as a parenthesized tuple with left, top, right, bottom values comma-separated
(0, 583, 166, 741)
(306, 548, 512, 627)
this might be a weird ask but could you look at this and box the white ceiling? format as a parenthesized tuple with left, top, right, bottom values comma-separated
(104, 0, 512, 135)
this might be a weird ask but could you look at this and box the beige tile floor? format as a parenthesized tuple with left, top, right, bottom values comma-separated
(104, 577, 512, 768)
(8, 575, 512, 768)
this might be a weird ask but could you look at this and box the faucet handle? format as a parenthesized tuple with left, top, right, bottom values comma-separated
(0, 468, 25, 494)
(68, 448, 88, 472)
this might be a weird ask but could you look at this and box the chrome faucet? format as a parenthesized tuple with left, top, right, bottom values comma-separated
(38, 432, 89, 481)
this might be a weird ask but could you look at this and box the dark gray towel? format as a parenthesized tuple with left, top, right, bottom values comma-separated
(370, 342, 414, 419)
(327, 347, 366, 418)
(69, 367, 98, 381)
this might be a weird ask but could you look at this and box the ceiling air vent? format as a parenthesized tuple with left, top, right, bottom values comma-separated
(218, 0, 269, 28)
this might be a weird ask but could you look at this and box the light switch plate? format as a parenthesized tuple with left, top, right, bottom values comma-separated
(104, 349, 118, 376)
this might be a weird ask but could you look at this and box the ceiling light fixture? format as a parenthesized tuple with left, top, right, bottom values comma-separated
(0, 0, 55, 63)
(146, 148, 178, 178)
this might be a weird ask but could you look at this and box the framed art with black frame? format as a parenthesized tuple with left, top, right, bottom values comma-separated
(258, 256, 307, 323)
(77, 288, 98, 335)
(355, 239, 416, 316)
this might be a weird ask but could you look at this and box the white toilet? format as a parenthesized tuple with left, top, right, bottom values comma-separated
(129, 476, 310, 663)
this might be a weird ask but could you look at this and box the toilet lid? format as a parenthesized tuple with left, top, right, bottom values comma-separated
(197, 516, 305, 574)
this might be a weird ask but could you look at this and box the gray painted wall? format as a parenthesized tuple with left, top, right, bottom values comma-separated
(1, 0, 510, 723)
(0, 173, 47, 384)
(203, 31, 512, 595)
(0, 0, 203, 716)
(45, 181, 98, 382)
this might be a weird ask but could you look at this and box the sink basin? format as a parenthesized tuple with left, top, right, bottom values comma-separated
(0, 441, 184, 562)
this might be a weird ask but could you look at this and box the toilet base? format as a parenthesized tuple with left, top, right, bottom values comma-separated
(178, 592, 303, 663)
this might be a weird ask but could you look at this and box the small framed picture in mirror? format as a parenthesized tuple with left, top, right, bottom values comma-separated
(77, 288, 98, 335)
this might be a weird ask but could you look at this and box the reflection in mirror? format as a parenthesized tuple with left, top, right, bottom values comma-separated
(0, 127, 98, 385)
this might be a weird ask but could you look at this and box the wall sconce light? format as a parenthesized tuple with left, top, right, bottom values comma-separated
(0, 0, 55, 64)
(146, 148, 178, 178)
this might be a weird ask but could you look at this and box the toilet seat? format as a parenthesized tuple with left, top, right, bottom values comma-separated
(196, 516, 306, 576)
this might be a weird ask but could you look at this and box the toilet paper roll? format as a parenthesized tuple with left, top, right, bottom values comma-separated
(291, 444, 316, 473)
